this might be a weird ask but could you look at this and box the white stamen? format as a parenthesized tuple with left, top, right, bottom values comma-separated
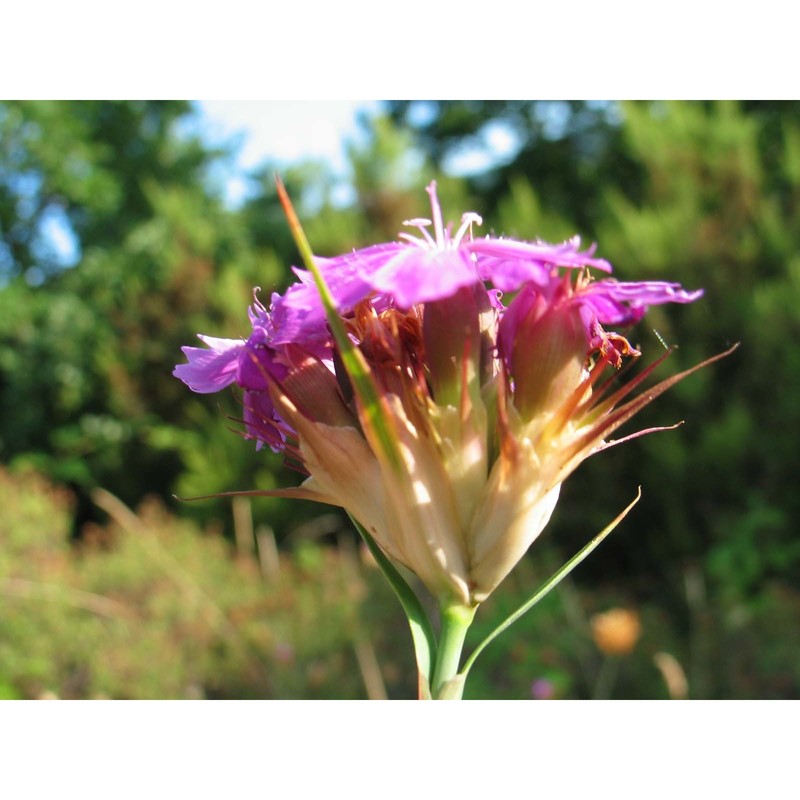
(401, 216, 436, 246)
(398, 232, 430, 247)
(400, 185, 483, 252)
(252, 286, 266, 312)
(453, 212, 483, 246)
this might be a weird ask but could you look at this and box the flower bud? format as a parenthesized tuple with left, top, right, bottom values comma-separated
(503, 283, 587, 422)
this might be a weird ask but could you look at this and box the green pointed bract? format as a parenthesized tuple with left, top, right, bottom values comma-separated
(459, 487, 643, 682)
(275, 177, 402, 474)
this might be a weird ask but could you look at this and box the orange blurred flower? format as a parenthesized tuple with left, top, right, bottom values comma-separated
(591, 608, 642, 656)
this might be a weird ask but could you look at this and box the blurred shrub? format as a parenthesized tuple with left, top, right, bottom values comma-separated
(0, 466, 415, 699)
(2, 467, 799, 700)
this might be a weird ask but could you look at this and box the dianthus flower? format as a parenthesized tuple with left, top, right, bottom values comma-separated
(175, 181, 730, 698)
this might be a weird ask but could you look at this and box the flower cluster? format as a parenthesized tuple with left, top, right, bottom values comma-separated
(175, 182, 704, 608)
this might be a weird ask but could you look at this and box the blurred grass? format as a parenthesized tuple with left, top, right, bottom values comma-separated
(1, 465, 798, 699)
(0, 466, 415, 699)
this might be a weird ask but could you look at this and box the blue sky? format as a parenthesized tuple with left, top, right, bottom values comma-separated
(196, 100, 382, 206)
(197, 100, 379, 168)
(195, 100, 523, 204)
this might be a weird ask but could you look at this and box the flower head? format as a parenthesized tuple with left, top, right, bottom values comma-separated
(175, 182, 717, 607)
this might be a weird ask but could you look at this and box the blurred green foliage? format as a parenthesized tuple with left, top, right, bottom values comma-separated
(0, 466, 420, 699)
(2, 465, 798, 699)
(1, 100, 798, 697)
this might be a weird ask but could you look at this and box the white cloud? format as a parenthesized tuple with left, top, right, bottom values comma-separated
(197, 100, 381, 170)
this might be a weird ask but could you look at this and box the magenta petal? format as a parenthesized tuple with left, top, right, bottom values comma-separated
(368, 247, 479, 307)
(586, 280, 704, 304)
(308, 243, 406, 308)
(272, 244, 406, 344)
(235, 325, 291, 391)
(270, 282, 329, 345)
(468, 236, 613, 292)
(173, 335, 243, 393)
(476, 253, 555, 292)
(580, 280, 704, 325)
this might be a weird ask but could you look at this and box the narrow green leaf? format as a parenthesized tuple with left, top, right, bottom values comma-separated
(459, 487, 642, 680)
(349, 514, 437, 699)
(275, 177, 402, 472)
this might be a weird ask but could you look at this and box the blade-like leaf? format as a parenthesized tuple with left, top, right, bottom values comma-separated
(349, 514, 437, 699)
(460, 487, 642, 680)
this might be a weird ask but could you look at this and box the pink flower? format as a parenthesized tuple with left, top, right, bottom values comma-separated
(174, 183, 714, 606)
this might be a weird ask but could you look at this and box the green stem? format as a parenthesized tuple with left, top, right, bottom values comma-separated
(431, 603, 476, 699)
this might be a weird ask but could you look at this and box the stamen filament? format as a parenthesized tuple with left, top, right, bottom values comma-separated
(426, 181, 446, 247)
(400, 218, 437, 247)
(397, 233, 427, 248)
